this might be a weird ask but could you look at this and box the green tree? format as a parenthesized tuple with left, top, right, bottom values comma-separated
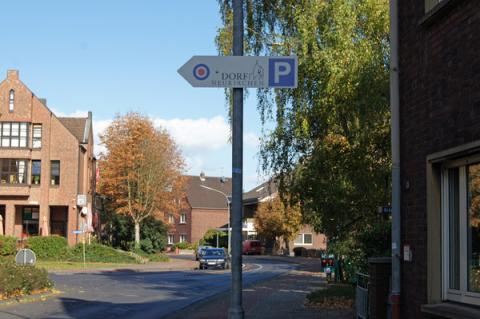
(217, 0, 391, 241)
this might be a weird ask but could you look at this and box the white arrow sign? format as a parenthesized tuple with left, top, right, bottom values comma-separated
(178, 56, 297, 88)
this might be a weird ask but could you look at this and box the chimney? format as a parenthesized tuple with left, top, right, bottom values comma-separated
(7, 70, 19, 80)
(39, 98, 47, 106)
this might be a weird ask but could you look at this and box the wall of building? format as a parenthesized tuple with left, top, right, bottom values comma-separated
(399, 1, 480, 318)
(0, 71, 93, 246)
(191, 208, 229, 243)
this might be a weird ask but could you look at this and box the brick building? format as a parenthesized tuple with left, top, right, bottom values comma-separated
(243, 180, 327, 254)
(398, 1, 480, 317)
(0, 70, 96, 246)
(166, 175, 231, 245)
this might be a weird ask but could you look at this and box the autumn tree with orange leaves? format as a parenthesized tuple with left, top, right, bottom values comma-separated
(255, 195, 302, 254)
(98, 113, 185, 248)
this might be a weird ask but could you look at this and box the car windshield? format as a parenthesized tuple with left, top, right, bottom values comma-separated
(204, 249, 225, 257)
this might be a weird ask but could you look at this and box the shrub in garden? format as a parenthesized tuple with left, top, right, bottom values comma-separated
(68, 243, 138, 263)
(0, 235, 17, 257)
(0, 258, 52, 299)
(26, 236, 69, 260)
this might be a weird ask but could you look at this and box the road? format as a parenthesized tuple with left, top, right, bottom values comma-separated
(0, 256, 296, 319)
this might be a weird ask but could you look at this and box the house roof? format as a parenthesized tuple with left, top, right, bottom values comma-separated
(243, 179, 278, 204)
(58, 117, 87, 143)
(185, 175, 232, 209)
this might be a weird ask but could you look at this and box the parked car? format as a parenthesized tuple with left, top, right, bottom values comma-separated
(195, 245, 212, 261)
(198, 248, 229, 270)
(242, 240, 262, 255)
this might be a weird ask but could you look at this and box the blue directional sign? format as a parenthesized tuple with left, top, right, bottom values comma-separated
(178, 56, 298, 89)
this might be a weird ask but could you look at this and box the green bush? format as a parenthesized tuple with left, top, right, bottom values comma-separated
(0, 236, 17, 257)
(68, 243, 139, 263)
(100, 211, 167, 253)
(0, 258, 52, 298)
(26, 236, 69, 260)
(140, 239, 154, 254)
(173, 242, 193, 250)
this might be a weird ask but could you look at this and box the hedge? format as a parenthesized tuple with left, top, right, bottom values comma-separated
(26, 236, 69, 260)
(67, 243, 139, 263)
(0, 235, 17, 257)
(0, 258, 52, 299)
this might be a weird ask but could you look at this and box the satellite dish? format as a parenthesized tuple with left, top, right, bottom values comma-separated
(15, 248, 36, 266)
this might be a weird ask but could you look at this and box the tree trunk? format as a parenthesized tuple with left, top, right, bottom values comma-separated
(134, 221, 141, 249)
(284, 236, 290, 256)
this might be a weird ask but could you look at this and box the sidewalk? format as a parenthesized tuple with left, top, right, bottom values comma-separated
(165, 256, 355, 319)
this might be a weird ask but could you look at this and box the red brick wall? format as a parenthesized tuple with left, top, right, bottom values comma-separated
(399, 1, 480, 318)
(0, 70, 94, 246)
(191, 208, 229, 243)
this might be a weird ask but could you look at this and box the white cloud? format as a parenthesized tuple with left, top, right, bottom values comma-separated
(244, 132, 260, 148)
(153, 116, 229, 151)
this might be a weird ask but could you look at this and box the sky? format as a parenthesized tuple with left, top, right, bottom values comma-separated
(0, 1, 272, 191)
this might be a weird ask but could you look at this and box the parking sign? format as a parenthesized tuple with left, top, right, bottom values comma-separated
(178, 56, 297, 88)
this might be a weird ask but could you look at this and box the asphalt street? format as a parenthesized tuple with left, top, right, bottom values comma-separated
(0, 256, 296, 319)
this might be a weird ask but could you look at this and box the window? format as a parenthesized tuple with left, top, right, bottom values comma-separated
(0, 159, 27, 184)
(0, 122, 28, 148)
(168, 214, 175, 224)
(31, 160, 41, 185)
(32, 124, 42, 148)
(22, 206, 39, 236)
(294, 233, 313, 245)
(179, 234, 187, 243)
(180, 213, 186, 224)
(168, 234, 174, 245)
(50, 161, 60, 186)
(442, 162, 480, 305)
(9, 90, 14, 112)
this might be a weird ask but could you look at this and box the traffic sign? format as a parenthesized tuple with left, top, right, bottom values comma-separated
(72, 230, 83, 234)
(178, 56, 297, 88)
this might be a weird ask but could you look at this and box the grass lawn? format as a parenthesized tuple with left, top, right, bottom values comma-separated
(36, 261, 135, 271)
(306, 283, 356, 309)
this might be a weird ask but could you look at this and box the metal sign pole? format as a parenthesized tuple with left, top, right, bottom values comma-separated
(229, 0, 244, 318)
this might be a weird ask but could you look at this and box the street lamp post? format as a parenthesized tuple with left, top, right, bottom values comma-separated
(199, 183, 231, 255)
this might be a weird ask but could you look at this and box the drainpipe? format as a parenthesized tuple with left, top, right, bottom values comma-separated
(389, 0, 401, 318)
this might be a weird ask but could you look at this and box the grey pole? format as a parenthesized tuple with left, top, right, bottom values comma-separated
(389, 0, 401, 318)
(229, 0, 244, 318)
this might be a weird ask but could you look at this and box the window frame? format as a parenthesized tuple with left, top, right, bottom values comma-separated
(168, 214, 175, 224)
(167, 234, 174, 245)
(32, 124, 42, 149)
(179, 213, 186, 224)
(294, 233, 313, 246)
(0, 159, 28, 185)
(31, 160, 41, 185)
(9, 89, 14, 112)
(441, 158, 480, 305)
(50, 160, 60, 186)
(0, 122, 29, 148)
(179, 234, 187, 243)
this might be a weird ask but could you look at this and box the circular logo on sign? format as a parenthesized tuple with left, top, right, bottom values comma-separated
(193, 64, 210, 80)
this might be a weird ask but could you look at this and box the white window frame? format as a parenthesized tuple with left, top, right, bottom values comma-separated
(442, 158, 480, 305)
(179, 213, 186, 224)
(168, 214, 175, 224)
(9, 89, 14, 112)
(167, 234, 174, 245)
(179, 234, 187, 243)
(294, 233, 313, 246)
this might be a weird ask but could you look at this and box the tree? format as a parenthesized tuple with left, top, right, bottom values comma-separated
(254, 195, 302, 253)
(217, 0, 391, 241)
(98, 113, 185, 248)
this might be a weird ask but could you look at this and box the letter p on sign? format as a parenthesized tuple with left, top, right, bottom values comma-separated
(268, 57, 297, 88)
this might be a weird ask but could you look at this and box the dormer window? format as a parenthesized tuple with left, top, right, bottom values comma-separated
(9, 90, 14, 112)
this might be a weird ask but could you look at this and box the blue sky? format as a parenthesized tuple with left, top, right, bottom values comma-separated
(0, 1, 271, 190)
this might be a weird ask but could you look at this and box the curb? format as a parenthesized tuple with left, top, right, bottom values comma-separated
(0, 289, 61, 308)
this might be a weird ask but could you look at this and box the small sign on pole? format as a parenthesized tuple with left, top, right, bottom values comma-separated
(178, 56, 298, 89)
